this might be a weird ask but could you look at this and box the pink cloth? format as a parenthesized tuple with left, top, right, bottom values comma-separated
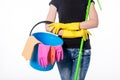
(38, 44, 50, 68)
(55, 45, 64, 62)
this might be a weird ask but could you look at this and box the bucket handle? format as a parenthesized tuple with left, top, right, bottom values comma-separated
(29, 21, 53, 36)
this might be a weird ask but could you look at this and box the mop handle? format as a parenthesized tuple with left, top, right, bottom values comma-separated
(74, 38, 84, 80)
(74, 0, 91, 80)
(97, 0, 102, 10)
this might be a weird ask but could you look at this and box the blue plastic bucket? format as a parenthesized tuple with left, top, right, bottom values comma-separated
(33, 32, 63, 46)
(29, 21, 63, 71)
(30, 44, 54, 71)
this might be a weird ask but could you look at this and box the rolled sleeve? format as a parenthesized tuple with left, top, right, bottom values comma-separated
(49, 0, 59, 9)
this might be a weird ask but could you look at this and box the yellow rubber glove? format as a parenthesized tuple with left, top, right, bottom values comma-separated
(62, 29, 91, 41)
(48, 22, 80, 34)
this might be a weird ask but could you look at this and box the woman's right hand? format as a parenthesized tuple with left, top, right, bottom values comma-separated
(46, 24, 63, 36)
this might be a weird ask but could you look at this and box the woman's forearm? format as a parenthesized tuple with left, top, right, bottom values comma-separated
(80, 19, 98, 29)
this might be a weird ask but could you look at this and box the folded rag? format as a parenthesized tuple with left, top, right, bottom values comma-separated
(22, 36, 40, 60)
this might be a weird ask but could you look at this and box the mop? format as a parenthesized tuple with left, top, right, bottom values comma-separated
(74, 0, 102, 80)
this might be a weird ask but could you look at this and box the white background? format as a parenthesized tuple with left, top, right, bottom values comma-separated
(0, 0, 120, 80)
